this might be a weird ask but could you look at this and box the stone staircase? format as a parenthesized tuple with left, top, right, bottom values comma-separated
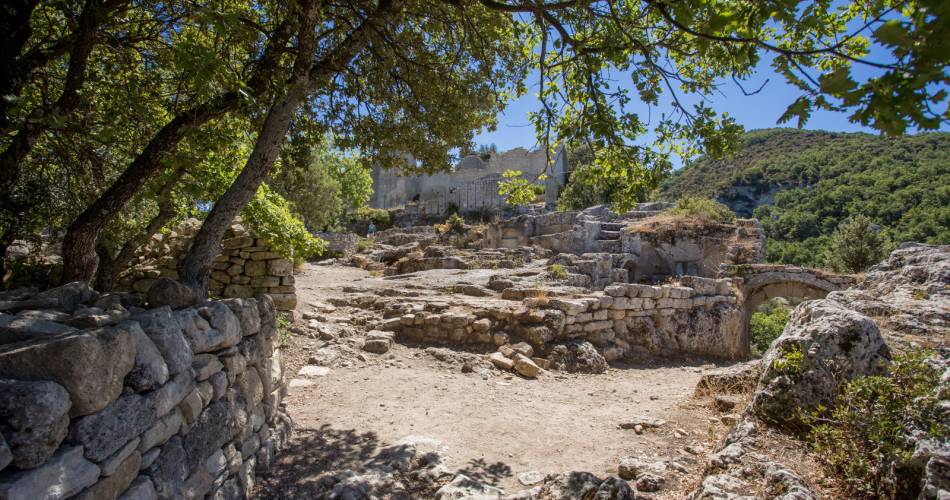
(596, 222, 624, 253)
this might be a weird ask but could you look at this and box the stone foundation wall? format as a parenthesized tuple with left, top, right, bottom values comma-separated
(121, 219, 297, 311)
(379, 277, 746, 360)
(0, 283, 289, 499)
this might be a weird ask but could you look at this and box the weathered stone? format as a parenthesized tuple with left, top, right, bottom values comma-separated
(220, 352, 247, 383)
(222, 236, 253, 250)
(99, 437, 140, 477)
(146, 368, 196, 417)
(488, 352, 514, 371)
(0, 282, 96, 314)
(752, 299, 890, 430)
(192, 353, 223, 381)
(618, 457, 667, 480)
(138, 410, 182, 453)
(68, 393, 156, 461)
(713, 395, 741, 412)
(363, 330, 394, 354)
(268, 293, 297, 311)
(146, 436, 189, 499)
(134, 307, 193, 375)
(117, 476, 158, 500)
(0, 316, 77, 345)
(513, 354, 540, 378)
(0, 379, 70, 469)
(267, 259, 293, 277)
(178, 389, 203, 425)
(74, 451, 141, 500)
(182, 402, 234, 471)
(146, 278, 198, 309)
(237, 369, 264, 407)
(547, 340, 608, 374)
(221, 299, 261, 337)
(244, 260, 266, 277)
(196, 302, 242, 351)
(223, 284, 254, 299)
(0, 326, 134, 417)
(695, 360, 761, 395)
(124, 321, 170, 392)
(0, 446, 99, 500)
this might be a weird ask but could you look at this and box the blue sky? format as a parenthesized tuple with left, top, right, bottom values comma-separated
(474, 51, 948, 157)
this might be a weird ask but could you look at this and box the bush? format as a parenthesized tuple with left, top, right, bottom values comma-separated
(351, 207, 391, 227)
(749, 305, 790, 357)
(667, 196, 736, 223)
(825, 214, 886, 273)
(437, 213, 466, 235)
(548, 263, 568, 279)
(807, 350, 946, 498)
(243, 184, 327, 263)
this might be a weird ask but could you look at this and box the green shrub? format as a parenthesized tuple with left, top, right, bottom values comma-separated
(355, 238, 372, 252)
(771, 343, 805, 376)
(438, 213, 466, 235)
(749, 306, 790, 357)
(668, 196, 737, 223)
(807, 350, 946, 498)
(548, 263, 568, 280)
(243, 184, 327, 263)
(352, 206, 391, 227)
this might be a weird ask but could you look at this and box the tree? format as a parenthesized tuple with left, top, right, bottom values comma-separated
(2, 0, 946, 292)
(826, 214, 886, 273)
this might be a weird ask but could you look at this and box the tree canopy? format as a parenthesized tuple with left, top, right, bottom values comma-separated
(0, 0, 946, 291)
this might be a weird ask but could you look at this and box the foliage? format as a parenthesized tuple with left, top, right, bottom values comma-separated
(548, 263, 568, 280)
(271, 136, 372, 231)
(772, 343, 805, 376)
(355, 238, 372, 252)
(556, 163, 609, 211)
(825, 215, 887, 273)
(668, 196, 736, 224)
(242, 185, 327, 264)
(749, 305, 790, 357)
(807, 350, 947, 499)
(498, 170, 544, 207)
(661, 129, 950, 268)
(350, 207, 391, 229)
(437, 213, 466, 235)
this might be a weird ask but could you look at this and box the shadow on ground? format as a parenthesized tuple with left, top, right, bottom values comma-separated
(254, 424, 513, 499)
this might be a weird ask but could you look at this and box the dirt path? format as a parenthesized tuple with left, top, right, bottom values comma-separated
(256, 263, 737, 498)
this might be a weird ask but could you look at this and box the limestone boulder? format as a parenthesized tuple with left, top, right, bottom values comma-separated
(0, 379, 71, 469)
(751, 299, 890, 431)
(536, 471, 634, 499)
(221, 298, 261, 337)
(0, 317, 77, 345)
(0, 326, 134, 416)
(363, 330, 394, 354)
(146, 278, 198, 310)
(512, 354, 540, 378)
(547, 340, 607, 374)
(0, 281, 97, 314)
(434, 474, 504, 499)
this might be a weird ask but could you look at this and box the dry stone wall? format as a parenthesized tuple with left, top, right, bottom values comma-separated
(0, 282, 289, 500)
(121, 219, 297, 311)
(379, 277, 747, 360)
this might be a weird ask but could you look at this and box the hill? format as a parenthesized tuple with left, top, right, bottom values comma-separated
(659, 128, 950, 267)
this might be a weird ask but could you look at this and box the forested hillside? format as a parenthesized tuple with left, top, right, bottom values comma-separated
(659, 129, 950, 267)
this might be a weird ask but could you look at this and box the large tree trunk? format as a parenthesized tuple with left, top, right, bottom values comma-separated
(178, 0, 392, 296)
(94, 172, 181, 291)
(179, 86, 309, 296)
(59, 93, 240, 284)
(58, 15, 295, 285)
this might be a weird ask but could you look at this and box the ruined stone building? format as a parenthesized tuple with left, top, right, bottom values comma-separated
(370, 147, 570, 214)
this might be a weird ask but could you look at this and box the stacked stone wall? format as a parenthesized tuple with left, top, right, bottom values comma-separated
(0, 282, 289, 499)
(121, 219, 297, 311)
(377, 277, 747, 360)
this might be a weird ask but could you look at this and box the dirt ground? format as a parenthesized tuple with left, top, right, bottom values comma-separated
(255, 263, 745, 498)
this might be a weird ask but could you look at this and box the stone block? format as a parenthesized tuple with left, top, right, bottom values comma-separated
(100, 437, 140, 477)
(221, 299, 261, 337)
(223, 285, 253, 299)
(0, 379, 70, 469)
(193, 354, 223, 381)
(221, 236, 253, 250)
(267, 259, 293, 277)
(68, 393, 157, 461)
(0, 326, 134, 417)
(134, 307, 193, 376)
(138, 410, 182, 454)
(244, 260, 266, 277)
(0, 446, 99, 499)
(74, 451, 141, 500)
(125, 321, 170, 392)
(146, 368, 196, 417)
(249, 276, 280, 288)
(268, 293, 297, 311)
(147, 436, 189, 499)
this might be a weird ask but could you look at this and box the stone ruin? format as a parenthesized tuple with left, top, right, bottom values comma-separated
(370, 147, 570, 214)
(0, 282, 289, 499)
(119, 219, 298, 311)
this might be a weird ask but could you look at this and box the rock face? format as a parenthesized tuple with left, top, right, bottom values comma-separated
(751, 299, 890, 430)
(0, 379, 71, 469)
(0, 289, 290, 500)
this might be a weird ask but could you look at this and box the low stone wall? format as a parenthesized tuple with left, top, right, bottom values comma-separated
(121, 219, 297, 311)
(380, 277, 746, 360)
(0, 282, 289, 499)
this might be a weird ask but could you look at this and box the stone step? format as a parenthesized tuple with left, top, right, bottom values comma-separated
(601, 223, 625, 231)
(598, 230, 621, 240)
(597, 240, 622, 253)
